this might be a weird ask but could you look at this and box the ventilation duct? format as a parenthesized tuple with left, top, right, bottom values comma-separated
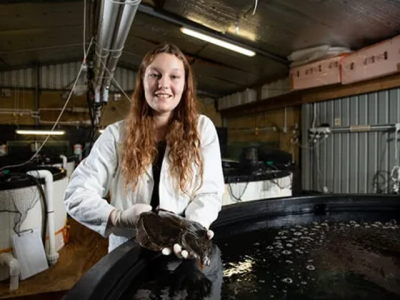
(94, 0, 141, 105)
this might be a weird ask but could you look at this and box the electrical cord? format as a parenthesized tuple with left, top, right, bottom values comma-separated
(372, 170, 391, 194)
(390, 124, 400, 193)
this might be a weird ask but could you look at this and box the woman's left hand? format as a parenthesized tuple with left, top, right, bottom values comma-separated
(162, 230, 214, 259)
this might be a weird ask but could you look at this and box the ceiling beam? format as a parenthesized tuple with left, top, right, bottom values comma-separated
(137, 4, 289, 66)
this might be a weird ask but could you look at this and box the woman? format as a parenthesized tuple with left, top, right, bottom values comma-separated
(64, 43, 225, 259)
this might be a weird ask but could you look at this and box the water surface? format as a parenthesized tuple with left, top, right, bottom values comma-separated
(123, 218, 400, 300)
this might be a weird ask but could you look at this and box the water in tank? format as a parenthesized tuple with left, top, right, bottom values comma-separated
(121, 220, 400, 299)
(62, 195, 400, 300)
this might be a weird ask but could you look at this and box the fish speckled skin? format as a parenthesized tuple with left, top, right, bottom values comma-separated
(135, 209, 213, 267)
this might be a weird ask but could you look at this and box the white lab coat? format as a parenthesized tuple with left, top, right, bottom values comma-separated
(64, 114, 225, 252)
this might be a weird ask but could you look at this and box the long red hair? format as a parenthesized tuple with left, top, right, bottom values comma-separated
(120, 43, 203, 195)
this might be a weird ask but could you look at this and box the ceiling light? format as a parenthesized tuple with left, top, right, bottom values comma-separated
(16, 130, 65, 135)
(99, 129, 104, 133)
(180, 27, 256, 57)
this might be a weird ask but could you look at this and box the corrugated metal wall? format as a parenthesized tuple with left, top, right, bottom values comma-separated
(302, 87, 400, 194)
(41, 62, 85, 90)
(0, 62, 136, 92)
(112, 67, 136, 92)
(0, 68, 34, 88)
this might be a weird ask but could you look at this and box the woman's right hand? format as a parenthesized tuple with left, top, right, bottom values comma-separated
(108, 204, 152, 228)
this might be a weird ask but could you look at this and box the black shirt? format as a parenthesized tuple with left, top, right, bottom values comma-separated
(150, 140, 167, 210)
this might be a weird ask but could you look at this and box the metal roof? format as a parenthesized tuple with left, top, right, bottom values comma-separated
(1, 0, 400, 97)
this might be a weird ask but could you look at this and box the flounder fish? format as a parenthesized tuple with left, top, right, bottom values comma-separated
(135, 208, 212, 268)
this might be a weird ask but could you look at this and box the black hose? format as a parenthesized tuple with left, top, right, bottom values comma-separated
(26, 174, 48, 244)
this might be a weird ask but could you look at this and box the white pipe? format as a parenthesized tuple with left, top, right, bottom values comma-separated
(0, 111, 32, 115)
(0, 108, 89, 114)
(0, 253, 20, 291)
(0, 108, 33, 113)
(39, 108, 64, 111)
(95, 87, 101, 104)
(103, 86, 109, 103)
(26, 170, 59, 265)
(39, 107, 90, 113)
(39, 120, 92, 126)
(59, 155, 67, 170)
(71, 107, 90, 113)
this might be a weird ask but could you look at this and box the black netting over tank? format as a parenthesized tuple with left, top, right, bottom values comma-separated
(0, 185, 42, 234)
(0, 172, 47, 240)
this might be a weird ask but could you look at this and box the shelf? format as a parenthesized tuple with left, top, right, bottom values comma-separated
(219, 91, 303, 118)
(219, 73, 400, 118)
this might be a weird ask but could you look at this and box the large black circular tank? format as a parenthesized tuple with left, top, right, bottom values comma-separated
(61, 194, 400, 300)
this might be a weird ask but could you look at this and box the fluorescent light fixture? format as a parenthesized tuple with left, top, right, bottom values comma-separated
(16, 130, 65, 135)
(99, 129, 105, 133)
(180, 27, 256, 57)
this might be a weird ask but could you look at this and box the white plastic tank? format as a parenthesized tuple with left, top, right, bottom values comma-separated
(0, 166, 68, 285)
(43, 155, 76, 179)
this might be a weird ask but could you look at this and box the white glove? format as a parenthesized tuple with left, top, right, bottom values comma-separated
(162, 230, 214, 259)
(108, 204, 152, 228)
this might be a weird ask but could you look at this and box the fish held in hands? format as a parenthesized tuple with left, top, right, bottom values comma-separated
(135, 209, 212, 268)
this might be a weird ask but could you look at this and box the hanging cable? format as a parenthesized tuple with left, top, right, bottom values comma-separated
(0, 38, 95, 172)
(252, 0, 258, 15)
(390, 123, 400, 193)
(83, 0, 87, 58)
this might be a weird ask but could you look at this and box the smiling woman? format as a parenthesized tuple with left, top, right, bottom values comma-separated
(143, 53, 185, 118)
(63, 43, 225, 262)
